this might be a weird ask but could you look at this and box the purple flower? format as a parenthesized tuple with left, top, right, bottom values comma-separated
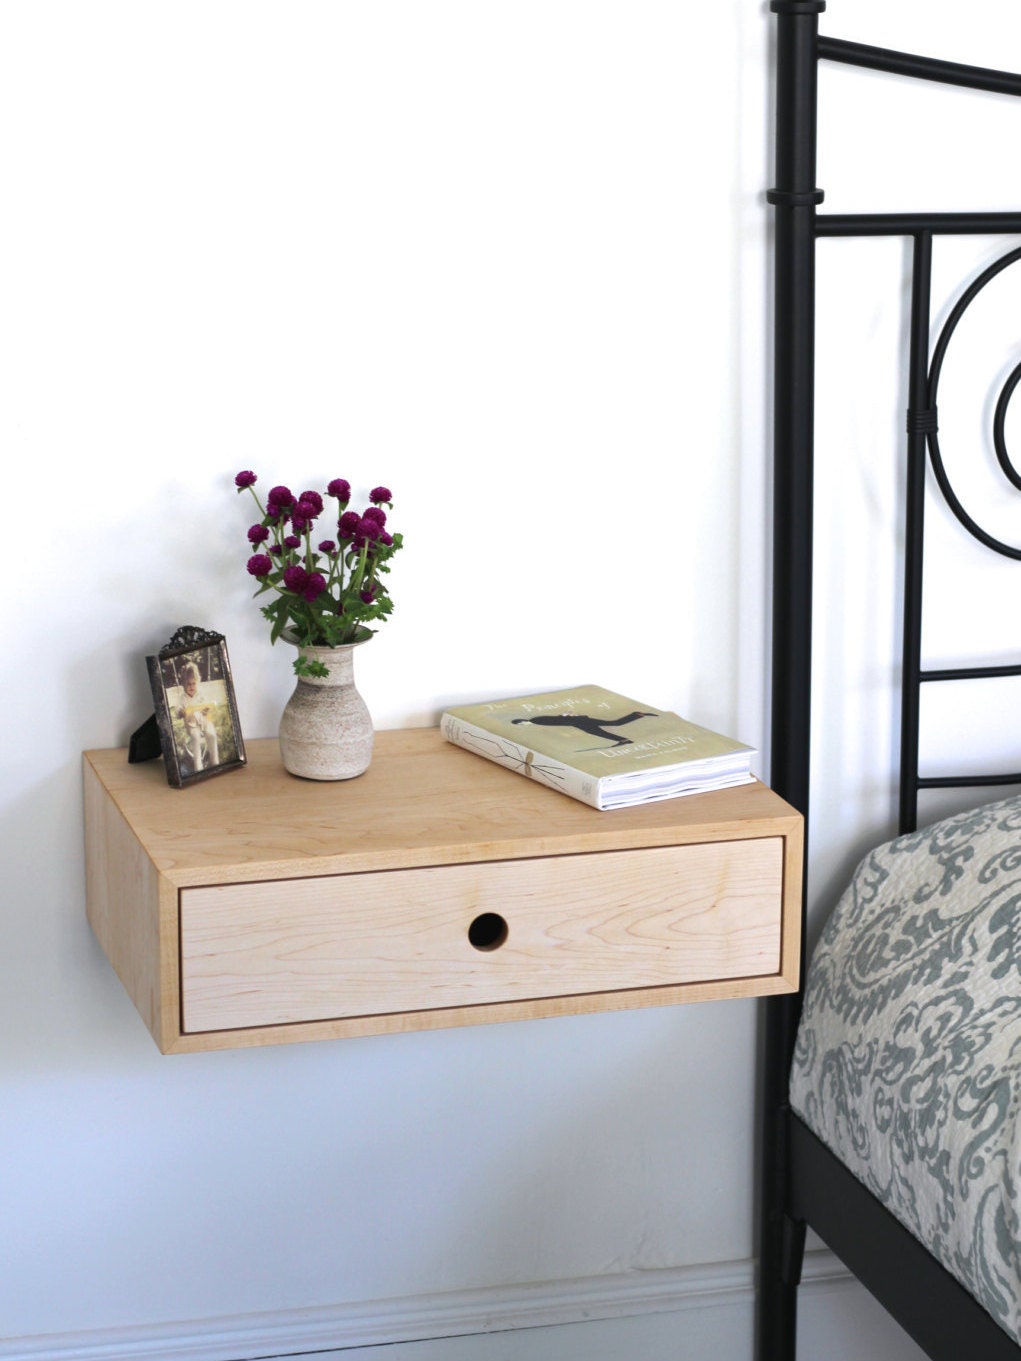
(283, 565, 310, 594)
(303, 572, 327, 602)
(236, 474, 403, 648)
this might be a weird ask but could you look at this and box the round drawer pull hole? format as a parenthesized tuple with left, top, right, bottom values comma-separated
(468, 912, 508, 952)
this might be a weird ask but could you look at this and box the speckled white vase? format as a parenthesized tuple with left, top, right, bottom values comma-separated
(278, 635, 373, 780)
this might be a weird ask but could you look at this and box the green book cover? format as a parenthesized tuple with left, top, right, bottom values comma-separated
(443, 685, 752, 780)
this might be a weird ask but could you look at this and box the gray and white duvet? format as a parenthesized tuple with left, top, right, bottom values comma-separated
(790, 794, 1021, 1341)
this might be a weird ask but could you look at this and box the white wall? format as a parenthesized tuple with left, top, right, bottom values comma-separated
(0, 2, 1017, 1360)
(1, 0, 769, 1349)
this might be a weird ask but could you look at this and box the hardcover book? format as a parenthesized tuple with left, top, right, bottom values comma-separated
(440, 685, 756, 810)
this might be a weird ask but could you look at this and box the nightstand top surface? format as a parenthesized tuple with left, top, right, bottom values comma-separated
(84, 727, 800, 887)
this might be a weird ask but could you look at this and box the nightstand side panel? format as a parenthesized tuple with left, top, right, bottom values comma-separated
(779, 814, 805, 991)
(84, 755, 171, 1047)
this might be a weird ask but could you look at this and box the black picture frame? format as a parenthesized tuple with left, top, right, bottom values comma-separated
(145, 627, 247, 788)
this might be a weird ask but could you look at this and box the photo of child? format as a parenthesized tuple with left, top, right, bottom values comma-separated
(146, 629, 246, 788)
(172, 661, 221, 772)
(159, 645, 239, 778)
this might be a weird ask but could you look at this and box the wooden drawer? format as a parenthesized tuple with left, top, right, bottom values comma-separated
(180, 839, 784, 1033)
(84, 728, 803, 1053)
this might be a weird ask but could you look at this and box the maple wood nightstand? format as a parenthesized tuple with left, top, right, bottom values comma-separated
(83, 728, 803, 1054)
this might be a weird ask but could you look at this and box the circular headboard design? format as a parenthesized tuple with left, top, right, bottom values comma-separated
(927, 243, 1021, 559)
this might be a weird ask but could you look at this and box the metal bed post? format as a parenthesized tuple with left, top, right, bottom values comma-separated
(899, 230, 934, 836)
(759, 4, 823, 1358)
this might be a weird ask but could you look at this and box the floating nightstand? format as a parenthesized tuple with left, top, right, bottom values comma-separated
(83, 728, 803, 1054)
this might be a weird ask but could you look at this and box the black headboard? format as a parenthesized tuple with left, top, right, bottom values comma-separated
(768, 4, 1021, 843)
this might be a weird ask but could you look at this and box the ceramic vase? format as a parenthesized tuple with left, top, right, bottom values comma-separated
(278, 634, 373, 780)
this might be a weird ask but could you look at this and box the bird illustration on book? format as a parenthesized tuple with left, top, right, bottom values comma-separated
(511, 710, 657, 747)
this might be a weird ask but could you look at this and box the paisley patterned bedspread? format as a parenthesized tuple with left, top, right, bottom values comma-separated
(790, 794, 1021, 1341)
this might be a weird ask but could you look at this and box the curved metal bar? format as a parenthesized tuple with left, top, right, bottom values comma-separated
(993, 361, 1021, 490)
(926, 244, 1021, 560)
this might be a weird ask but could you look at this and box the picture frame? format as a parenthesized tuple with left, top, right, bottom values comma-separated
(145, 626, 247, 788)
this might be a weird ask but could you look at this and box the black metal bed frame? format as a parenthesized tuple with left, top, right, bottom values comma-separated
(759, 5, 1021, 1359)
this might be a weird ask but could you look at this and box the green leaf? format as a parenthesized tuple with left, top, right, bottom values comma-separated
(293, 655, 330, 678)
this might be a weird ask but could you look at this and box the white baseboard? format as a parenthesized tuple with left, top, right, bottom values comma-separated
(1, 1250, 850, 1361)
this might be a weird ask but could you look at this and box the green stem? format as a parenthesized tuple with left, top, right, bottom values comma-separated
(244, 484, 267, 520)
(348, 541, 370, 596)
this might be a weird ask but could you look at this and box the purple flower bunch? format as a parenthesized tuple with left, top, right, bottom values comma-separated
(235, 470, 403, 675)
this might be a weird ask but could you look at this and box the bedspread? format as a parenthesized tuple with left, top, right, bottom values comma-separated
(790, 794, 1021, 1341)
